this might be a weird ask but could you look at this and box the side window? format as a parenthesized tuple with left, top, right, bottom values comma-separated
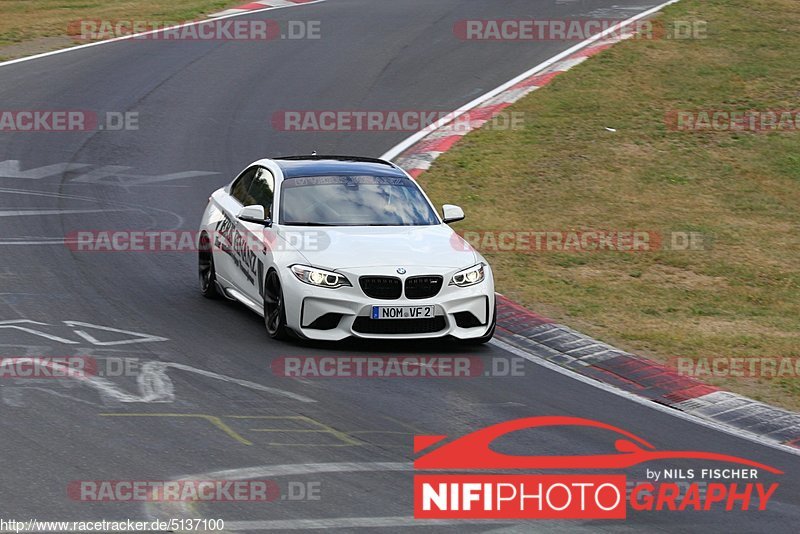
(246, 168, 275, 218)
(230, 167, 258, 205)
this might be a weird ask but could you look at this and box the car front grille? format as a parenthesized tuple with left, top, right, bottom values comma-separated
(404, 275, 443, 299)
(359, 276, 402, 300)
(353, 316, 446, 334)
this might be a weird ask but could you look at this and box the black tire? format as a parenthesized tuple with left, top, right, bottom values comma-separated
(463, 302, 497, 345)
(264, 270, 288, 340)
(198, 233, 220, 299)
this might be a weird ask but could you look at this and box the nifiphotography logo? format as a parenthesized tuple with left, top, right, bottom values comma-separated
(413, 417, 783, 520)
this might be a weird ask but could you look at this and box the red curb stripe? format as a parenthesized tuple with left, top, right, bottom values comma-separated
(574, 43, 615, 58)
(400, 103, 514, 161)
(406, 168, 425, 179)
(591, 355, 720, 403)
(414, 135, 463, 153)
(496, 295, 554, 330)
(467, 102, 511, 121)
(226, 0, 315, 13)
(511, 71, 562, 90)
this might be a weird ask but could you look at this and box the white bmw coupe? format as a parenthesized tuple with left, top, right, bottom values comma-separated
(198, 155, 495, 343)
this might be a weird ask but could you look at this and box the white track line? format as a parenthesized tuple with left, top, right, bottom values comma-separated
(0, 0, 327, 69)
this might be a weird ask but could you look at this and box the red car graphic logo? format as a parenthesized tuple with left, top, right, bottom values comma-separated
(414, 416, 783, 474)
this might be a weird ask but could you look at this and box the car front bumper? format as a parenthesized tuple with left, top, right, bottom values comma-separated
(281, 265, 495, 341)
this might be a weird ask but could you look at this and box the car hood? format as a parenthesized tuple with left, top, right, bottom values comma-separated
(278, 224, 477, 270)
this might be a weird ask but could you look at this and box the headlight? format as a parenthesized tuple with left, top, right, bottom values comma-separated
(450, 263, 486, 287)
(291, 265, 351, 289)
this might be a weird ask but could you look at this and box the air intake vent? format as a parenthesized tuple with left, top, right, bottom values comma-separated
(359, 276, 402, 300)
(353, 316, 446, 334)
(404, 276, 443, 299)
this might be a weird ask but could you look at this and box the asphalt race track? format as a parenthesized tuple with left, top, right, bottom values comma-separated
(0, 0, 798, 531)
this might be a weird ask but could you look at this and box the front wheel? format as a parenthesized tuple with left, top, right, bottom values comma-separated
(198, 234, 220, 299)
(264, 270, 288, 340)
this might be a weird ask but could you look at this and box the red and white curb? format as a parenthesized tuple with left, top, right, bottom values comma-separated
(209, 0, 317, 18)
(382, 0, 800, 451)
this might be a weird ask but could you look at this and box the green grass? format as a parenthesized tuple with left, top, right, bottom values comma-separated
(418, 0, 800, 409)
(0, 0, 238, 51)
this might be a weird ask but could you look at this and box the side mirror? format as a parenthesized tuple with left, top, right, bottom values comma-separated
(238, 205, 272, 226)
(442, 204, 465, 224)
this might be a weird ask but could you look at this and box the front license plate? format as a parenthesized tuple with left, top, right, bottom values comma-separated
(371, 305, 435, 320)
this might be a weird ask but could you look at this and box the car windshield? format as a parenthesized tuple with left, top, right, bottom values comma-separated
(280, 174, 441, 226)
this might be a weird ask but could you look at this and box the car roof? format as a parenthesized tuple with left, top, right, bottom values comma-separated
(272, 155, 408, 178)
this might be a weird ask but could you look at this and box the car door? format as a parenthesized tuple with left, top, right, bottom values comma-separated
(212, 166, 258, 288)
(236, 166, 277, 303)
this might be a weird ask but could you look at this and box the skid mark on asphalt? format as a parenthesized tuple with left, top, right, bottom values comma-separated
(0, 356, 168, 403)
